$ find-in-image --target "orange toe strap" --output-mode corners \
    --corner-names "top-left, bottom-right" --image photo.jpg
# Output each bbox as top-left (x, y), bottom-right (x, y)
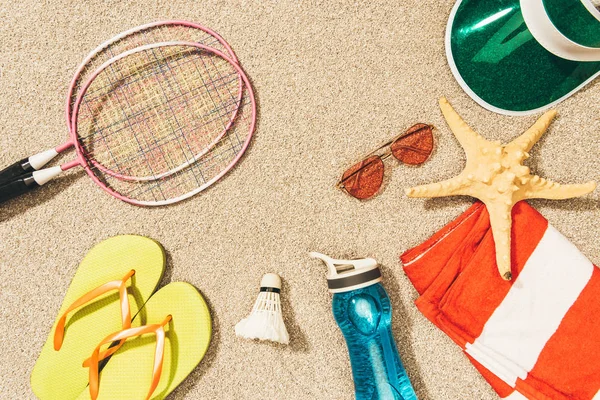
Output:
top-left (86, 315), bottom-right (172, 400)
top-left (53, 270), bottom-right (136, 352)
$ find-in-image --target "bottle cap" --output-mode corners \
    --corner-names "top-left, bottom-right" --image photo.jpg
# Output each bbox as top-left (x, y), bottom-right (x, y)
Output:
top-left (309, 252), bottom-right (382, 293)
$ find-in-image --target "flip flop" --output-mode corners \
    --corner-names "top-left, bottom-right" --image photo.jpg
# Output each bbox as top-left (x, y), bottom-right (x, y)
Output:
top-left (76, 282), bottom-right (212, 400)
top-left (31, 235), bottom-right (166, 400)
top-left (446, 0), bottom-right (600, 115)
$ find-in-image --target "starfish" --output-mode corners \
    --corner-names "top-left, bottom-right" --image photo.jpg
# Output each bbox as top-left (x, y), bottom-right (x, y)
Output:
top-left (406, 98), bottom-right (596, 281)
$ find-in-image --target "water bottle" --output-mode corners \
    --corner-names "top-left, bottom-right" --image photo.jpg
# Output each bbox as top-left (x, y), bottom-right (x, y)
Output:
top-left (310, 252), bottom-right (418, 400)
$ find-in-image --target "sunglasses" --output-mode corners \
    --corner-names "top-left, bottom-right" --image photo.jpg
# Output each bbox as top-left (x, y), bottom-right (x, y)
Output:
top-left (337, 123), bottom-right (434, 199)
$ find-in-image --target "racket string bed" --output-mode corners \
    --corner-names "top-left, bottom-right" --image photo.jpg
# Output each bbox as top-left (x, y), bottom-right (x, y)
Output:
top-left (92, 93), bottom-right (253, 203)
top-left (99, 107), bottom-right (252, 201)
top-left (69, 22), bottom-right (245, 183)
top-left (79, 77), bottom-right (241, 148)
top-left (77, 46), bottom-right (242, 180)
top-left (73, 42), bottom-right (255, 205)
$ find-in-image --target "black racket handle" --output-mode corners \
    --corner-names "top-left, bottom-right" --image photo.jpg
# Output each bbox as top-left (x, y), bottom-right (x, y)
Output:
top-left (0, 158), bottom-right (33, 186)
top-left (0, 173), bottom-right (39, 204)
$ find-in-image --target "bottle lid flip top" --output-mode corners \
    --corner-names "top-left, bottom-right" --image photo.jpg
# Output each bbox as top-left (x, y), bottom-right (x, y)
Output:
top-left (310, 252), bottom-right (382, 293)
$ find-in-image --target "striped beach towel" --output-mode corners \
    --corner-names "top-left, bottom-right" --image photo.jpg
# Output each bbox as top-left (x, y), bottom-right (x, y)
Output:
top-left (401, 201), bottom-right (600, 399)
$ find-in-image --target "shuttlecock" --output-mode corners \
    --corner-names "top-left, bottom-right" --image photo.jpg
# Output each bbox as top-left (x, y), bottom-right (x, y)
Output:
top-left (235, 273), bottom-right (289, 345)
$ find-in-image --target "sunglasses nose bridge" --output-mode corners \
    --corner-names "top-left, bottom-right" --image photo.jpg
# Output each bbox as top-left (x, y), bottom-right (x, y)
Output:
top-left (380, 152), bottom-right (393, 161)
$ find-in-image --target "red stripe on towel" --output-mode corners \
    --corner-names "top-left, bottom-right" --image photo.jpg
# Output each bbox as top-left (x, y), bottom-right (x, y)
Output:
top-left (401, 201), bottom-right (599, 399)
top-left (521, 266), bottom-right (600, 399)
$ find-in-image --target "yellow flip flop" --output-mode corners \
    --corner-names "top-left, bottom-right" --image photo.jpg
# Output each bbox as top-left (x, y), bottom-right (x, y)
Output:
top-left (31, 235), bottom-right (165, 400)
top-left (76, 282), bottom-right (212, 400)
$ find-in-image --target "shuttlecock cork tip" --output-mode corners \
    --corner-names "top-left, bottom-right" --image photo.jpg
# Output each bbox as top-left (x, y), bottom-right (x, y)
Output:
top-left (260, 273), bottom-right (281, 290)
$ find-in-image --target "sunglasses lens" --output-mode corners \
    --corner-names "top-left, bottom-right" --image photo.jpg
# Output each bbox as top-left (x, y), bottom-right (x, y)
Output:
top-left (391, 123), bottom-right (434, 165)
top-left (340, 156), bottom-right (384, 199)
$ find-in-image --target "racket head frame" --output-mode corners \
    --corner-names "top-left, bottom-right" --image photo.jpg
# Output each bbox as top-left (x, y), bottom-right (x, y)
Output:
top-left (70, 41), bottom-right (257, 206)
top-left (55, 20), bottom-right (241, 171)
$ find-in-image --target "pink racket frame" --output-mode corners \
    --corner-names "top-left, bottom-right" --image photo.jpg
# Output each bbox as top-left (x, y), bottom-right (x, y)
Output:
top-left (57, 21), bottom-right (242, 182)
top-left (69, 41), bottom-right (256, 206)
top-left (64, 20), bottom-right (238, 141)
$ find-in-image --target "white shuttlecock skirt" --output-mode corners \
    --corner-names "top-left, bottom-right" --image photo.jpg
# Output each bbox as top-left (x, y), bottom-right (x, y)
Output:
top-left (235, 290), bottom-right (289, 345)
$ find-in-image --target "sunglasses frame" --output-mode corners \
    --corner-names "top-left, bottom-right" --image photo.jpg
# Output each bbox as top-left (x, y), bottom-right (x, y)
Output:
top-left (337, 123), bottom-right (435, 197)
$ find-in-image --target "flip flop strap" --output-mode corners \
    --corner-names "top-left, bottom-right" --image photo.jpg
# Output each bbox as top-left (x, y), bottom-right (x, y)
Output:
top-left (53, 270), bottom-right (135, 351)
top-left (86, 315), bottom-right (172, 400)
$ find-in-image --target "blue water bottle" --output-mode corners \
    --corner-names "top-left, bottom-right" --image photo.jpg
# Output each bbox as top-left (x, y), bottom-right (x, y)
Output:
top-left (310, 252), bottom-right (418, 400)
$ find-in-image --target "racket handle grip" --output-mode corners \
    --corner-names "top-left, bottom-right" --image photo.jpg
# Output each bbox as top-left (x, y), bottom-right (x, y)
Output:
top-left (0, 173), bottom-right (39, 204)
top-left (0, 166), bottom-right (61, 204)
top-left (0, 158), bottom-right (33, 186)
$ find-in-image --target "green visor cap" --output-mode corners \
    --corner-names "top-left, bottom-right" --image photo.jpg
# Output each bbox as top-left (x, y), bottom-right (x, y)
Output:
top-left (447, 0), bottom-right (600, 115)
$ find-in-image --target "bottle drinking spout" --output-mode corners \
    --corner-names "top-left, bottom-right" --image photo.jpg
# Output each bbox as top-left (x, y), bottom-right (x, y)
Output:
top-left (309, 252), bottom-right (378, 276)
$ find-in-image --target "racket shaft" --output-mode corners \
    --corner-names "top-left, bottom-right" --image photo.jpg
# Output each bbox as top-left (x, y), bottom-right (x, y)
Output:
top-left (0, 166), bottom-right (62, 204)
top-left (0, 158), bottom-right (33, 186)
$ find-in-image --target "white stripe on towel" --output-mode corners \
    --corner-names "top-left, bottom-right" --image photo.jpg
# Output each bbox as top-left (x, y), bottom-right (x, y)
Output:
top-left (466, 225), bottom-right (593, 386)
top-left (502, 391), bottom-right (528, 399)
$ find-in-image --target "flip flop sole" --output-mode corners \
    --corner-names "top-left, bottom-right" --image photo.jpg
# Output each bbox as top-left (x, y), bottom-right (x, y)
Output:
top-left (77, 282), bottom-right (212, 400)
top-left (31, 235), bottom-right (166, 400)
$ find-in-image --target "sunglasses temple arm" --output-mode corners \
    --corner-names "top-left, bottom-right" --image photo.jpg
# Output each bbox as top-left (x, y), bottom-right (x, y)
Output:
top-left (370, 140), bottom-right (395, 155)
top-left (338, 157), bottom-right (382, 186)
top-left (357, 130), bottom-right (416, 161)
top-left (369, 123), bottom-right (435, 157)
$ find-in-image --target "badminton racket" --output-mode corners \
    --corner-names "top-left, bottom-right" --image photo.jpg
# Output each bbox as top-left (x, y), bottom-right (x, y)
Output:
top-left (0, 20), bottom-right (241, 185)
top-left (0, 41), bottom-right (256, 206)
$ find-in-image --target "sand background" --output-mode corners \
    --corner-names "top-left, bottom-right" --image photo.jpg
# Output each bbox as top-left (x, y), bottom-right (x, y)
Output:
top-left (1, 0), bottom-right (599, 399)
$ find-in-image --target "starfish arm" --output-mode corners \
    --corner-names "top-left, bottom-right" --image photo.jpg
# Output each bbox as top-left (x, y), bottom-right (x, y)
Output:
top-left (405, 175), bottom-right (470, 198)
top-left (485, 201), bottom-right (514, 280)
top-left (439, 97), bottom-right (484, 157)
top-left (508, 109), bottom-right (557, 152)
top-left (524, 177), bottom-right (596, 200)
